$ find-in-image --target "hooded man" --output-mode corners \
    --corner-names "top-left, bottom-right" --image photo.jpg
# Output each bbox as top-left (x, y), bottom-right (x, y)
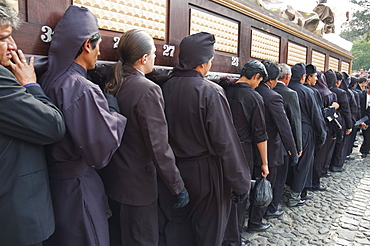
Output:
top-left (325, 70), bottom-right (352, 171)
top-left (160, 32), bottom-right (251, 246)
top-left (340, 72), bottom-right (358, 160)
top-left (40, 6), bottom-right (127, 246)
top-left (286, 63), bottom-right (326, 207)
top-left (0, 1), bottom-right (66, 245)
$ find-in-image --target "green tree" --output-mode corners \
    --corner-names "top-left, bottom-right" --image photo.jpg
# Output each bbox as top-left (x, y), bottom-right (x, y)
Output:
top-left (340, 0), bottom-right (370, 41)
top-left (351, 40), bottom-right (370, 71)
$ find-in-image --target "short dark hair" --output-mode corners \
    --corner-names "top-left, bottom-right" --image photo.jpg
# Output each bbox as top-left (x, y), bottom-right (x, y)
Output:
top-left (75, 32), bottom-right (101, 58)
top-left (359, 77), bottom-right (367, 84)
top-left (240, 60), bottom-right (267, 80)
top-left (261, 60), bottom-right (279, 83)
top-left (335, 71), bottom-right (343, 81)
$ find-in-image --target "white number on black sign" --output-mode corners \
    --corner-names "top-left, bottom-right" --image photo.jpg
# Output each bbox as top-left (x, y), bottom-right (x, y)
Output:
top-left (163, 45), bottom-right (175, 57)
top-left (41, 26), bottom-right (54, 43)
top-left (231, 57), bottom-right (239, 67)
top-left (113, 37), bottom-right (120, 49)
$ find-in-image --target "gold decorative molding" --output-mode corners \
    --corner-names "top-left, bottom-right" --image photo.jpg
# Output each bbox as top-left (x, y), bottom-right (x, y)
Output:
top-left (312, 50), bottom-right (325, 72)
top-left (190, 8), bottom-right (239, 54)
top-left (251, 29), bottom-right (280, 62)
top-left (211, 0), bottom-right (353, 60)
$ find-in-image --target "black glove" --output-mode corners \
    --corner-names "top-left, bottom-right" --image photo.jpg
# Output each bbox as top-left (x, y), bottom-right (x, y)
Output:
top-left (174, 188), bottom-right (190, 209)
top-left (104, 93), bottom-right (120, 113)
top-left (231, 191), bottom-right (249, 203)
top-left (290, 153), bottom-right (299, 166)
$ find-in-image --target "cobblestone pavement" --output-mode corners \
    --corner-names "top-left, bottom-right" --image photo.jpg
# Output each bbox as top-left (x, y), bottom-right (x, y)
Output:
top-left (241, 147), bottom-right (370, 246)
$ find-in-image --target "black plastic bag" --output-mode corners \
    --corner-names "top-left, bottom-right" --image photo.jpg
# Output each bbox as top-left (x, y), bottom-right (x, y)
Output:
top-left (251, 177), bottom-right (273, 207)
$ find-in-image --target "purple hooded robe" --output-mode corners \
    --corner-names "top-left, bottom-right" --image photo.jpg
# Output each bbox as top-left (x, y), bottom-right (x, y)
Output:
top-left (39, 6), bottom-right (126, 246)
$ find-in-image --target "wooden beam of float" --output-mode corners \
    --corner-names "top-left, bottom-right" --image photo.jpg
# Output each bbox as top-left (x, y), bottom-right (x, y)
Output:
top-left (212, 0), bottom-right (353, 60)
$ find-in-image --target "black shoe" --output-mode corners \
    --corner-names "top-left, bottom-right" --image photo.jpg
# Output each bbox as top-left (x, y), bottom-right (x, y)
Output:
top-left (330, 167), bottom-right (345, 172)
top-left (287, 199), bottom-right (306, 207)
top-left (247, 223), bottom-right (271, 232)
top-left (301, 193), bottom-right (313, 200)
top-left (241, 239), bottom-right (252, 246)
top-left (320, 173), bottom-right (332, 178)
top-left (311, 185), bottom-right (327, 191)
top-left (264, 209), bottom-right (284, 219)
top-left (361, 153), bottom-right (367, 158)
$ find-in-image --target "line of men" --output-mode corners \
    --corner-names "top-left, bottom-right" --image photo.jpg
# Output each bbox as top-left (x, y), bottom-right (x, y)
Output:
top-left (1, 2), bottom-right (368, 246)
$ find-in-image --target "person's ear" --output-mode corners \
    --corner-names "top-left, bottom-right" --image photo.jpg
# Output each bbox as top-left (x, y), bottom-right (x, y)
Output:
top-left (83, 39), bottom-right (92, 53)
top-left (140, 54), bottom-right (148, 65)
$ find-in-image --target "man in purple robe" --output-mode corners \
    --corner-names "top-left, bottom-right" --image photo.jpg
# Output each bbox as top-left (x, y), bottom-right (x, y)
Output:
top-left (40, 6), bottom-right (127, 246)
top-left (160, 32), bottom-right (251, 246)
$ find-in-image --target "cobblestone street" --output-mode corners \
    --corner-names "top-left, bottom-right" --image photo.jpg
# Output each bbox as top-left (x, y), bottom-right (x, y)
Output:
top-left (242, 147), bottom-right (370, 245)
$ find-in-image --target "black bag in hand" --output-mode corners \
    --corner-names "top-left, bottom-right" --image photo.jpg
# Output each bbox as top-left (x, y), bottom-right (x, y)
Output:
top-left (251, 177), bottom-right (273, 207)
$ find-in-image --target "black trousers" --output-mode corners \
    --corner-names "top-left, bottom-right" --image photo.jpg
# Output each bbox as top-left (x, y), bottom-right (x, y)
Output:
top-left (108, 198), bottom-right (158, 246)
top-left (330, 132), bottom-right (347, 168)
top-left (360, 127), bottom-right (370, 154)
top-left (289, 128), bottom-right (315, 193)
top-left (267, 157), bottom-right (289, 213)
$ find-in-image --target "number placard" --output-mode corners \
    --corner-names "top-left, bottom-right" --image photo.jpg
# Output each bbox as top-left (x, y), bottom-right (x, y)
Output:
top-left (163, 45), bottom-right (175, 57)
top-left (41, 26), bottom-right (54, 43)
top-left (113, 37), bottom-right (120, 49)
top-left (231, 57), bottom-right (239, 67)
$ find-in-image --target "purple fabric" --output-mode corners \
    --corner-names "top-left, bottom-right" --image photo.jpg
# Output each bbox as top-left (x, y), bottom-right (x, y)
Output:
top-left (40, 5), bottom-right (99, 93)
top-left (315, 70), bottom-right (332, 98)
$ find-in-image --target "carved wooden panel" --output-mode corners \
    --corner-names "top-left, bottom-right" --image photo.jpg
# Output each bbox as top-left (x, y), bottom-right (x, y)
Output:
top-left (251, 29), bottom-right (280, 62)
top-left (287, 42), bottom-right (307, 65)
top-left (190, 8), bottom-right (238, 54)
top-left (341, 61), bottom-right (350, 74)
top-left (73, 0), bottom-right (167, 40)
top-left (312, 50), bottom-right (325, 72)
top-left (328, 56), bottom-right (339, 71)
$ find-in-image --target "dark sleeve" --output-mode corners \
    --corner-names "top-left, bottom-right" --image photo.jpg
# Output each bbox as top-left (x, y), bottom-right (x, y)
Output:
top-left (314, 90), bottom-right (324, 110)
top-left (348, 91), bottom-right (357, 123)
top-left (249, 96), bottom-right (268, 143)
top-left (308, 92), bottom-right (327, 147)
top-left (137, 85), bottom-right (184, 195)
top-left (64, 85), bottom-right (126, 169)
top-left (207, 87), bottom-right (251, 195)
top-left (338, 91), bottom-right (353, 129)
top-left (354, 91), bottom-right (361, 120)
top-left (269, 94), bottom-right (298, 156)
top-left (0, 73), bottom-right (66, 145)
top-left (286, 91), bottom-right (303, 152)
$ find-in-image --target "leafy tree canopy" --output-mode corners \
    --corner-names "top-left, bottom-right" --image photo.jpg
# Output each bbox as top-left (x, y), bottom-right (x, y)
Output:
top-left (351, 40), bottom-right (370, 71)
top-left (340, 0), bottom-right (370, 42)
top-left (339, 0), bottom-right (370, 71)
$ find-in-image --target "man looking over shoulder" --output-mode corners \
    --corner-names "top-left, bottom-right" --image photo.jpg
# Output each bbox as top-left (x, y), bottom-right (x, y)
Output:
top-left (40, 6), bottom-right (127, 246)
top-left (0, 1), bottom-right (66, 245)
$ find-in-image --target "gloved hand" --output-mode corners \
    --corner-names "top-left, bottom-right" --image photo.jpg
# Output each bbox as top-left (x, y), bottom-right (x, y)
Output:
top-left (231, 191), bottom-right (249, 204)
top-left (290, 153), bottom-right (299, 166)
top-left (104, 93), bottom-right (120, 113)
top-left (174, 187), bottom-right (190, 209)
